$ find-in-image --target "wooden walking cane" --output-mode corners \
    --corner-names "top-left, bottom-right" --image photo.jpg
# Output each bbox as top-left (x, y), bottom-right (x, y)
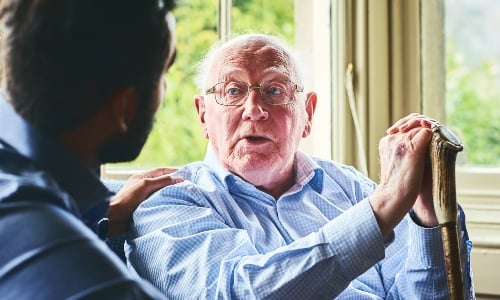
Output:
top-left (429, 122), bottom-right (464, 299)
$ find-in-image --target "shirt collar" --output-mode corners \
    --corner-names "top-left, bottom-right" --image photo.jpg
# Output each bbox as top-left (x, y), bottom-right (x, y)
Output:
top-left (294, 150), bottom-right (324, 192)
top-left (203, 143), bottom-right (324, 193)
top-left (0, 93), bottom-right (112, 226)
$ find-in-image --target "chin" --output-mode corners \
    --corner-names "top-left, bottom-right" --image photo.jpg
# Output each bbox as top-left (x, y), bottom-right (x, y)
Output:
top-left (233, 156), bottom-right (277, 176)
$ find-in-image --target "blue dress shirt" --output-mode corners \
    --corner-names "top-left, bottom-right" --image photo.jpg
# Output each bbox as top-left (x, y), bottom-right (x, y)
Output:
top-left (124, 146), bottom-right (474, 299)
top-left (0, 95), bottom-right (164, 299)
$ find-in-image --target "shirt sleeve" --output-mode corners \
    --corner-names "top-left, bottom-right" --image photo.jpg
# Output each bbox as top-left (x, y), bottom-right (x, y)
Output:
top-left (101, 179), bottom-right (128, 261)
top-left (342, 207), bottom-right (474, 299)
top-left (127, 185), bottom-right (386, 299)
top-left (0, 201), bottom-right (165, 300)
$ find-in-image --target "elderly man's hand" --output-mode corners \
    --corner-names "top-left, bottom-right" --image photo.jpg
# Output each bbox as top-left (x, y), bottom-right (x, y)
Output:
top-left (369, 113), bottom-right (435, 236)
top-left (107, 167), bottom-right (182, 237)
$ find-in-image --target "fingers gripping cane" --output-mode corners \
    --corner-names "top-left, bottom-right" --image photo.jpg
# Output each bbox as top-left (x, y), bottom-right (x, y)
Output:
top-left (429, 123), bottom-right (464, 299)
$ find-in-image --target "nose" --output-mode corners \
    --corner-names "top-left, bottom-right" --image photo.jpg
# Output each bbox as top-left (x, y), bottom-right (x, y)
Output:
top-left (241, 88), bottom-right (269, 121)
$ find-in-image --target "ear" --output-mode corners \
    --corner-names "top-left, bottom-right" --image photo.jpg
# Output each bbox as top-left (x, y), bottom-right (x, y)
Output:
top-left (106, 87), bottom-right (139, 134)
top-left (194, 95), bottom-right (209, 138)
top-left (302, 92), bottom-right (317, 138)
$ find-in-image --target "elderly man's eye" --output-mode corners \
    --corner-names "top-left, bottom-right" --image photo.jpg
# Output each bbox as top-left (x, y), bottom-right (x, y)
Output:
top-left (227, 87), bottom-right (242, 95)
top-left (267, 86), bottom-right (283, 95)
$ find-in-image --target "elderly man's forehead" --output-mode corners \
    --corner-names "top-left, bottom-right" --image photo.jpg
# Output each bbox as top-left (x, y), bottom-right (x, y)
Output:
top-left (222, 38), bottom-right (290, 59)
top-left (215, 65), bottom-right (291, 79)
top-left (211, 41), bottom-right (295, 75)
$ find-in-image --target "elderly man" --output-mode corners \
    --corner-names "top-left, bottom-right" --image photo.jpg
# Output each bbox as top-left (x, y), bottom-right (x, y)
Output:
top-left (0, 0), bottom-right (180, 298)
top-left (124, 33), bottom-right (474, 299)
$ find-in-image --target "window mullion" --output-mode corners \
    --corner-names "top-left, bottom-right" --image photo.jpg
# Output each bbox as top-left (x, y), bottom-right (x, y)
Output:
top-left (219, 0), bottom-right (232, 39)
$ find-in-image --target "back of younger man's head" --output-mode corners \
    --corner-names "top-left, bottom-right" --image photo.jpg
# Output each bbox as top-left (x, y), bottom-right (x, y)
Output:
top-left (0, 0), bottom-right (175, 134)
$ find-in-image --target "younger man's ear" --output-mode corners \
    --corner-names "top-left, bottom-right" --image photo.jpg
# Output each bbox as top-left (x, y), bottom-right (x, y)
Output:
top-left (106, 87), bottom-right (138, 133)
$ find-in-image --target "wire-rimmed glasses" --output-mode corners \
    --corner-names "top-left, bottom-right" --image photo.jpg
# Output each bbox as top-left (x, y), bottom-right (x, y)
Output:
top-left (205, 80), bottom-right (304, 106)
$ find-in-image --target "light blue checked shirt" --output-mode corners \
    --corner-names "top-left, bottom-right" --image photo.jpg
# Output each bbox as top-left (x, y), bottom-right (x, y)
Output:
top-left (124, 146), bottom-right (474, 299)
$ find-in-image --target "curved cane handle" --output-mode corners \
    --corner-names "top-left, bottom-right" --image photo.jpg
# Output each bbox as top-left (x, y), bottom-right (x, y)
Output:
top-left (429, 123), bottom-right (464, 299)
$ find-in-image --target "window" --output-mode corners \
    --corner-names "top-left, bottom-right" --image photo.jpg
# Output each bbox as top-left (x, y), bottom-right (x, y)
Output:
top-left (445, 0), bottom-right (500, 167)
top-left (445, 0), bottom-right (500, 296)
top-left (232, 0), bottom-right (295, 42)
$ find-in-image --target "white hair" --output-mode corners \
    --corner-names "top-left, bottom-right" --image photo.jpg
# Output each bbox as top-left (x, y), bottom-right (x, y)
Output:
top-left (194, 33), bottom-right (306, 93)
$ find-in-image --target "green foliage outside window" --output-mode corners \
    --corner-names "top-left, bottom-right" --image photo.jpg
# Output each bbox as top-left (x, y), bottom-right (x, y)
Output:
top-left (231, 0), bottom-right (295, 40)
top-left (446, 41), bottom-right (500, 166)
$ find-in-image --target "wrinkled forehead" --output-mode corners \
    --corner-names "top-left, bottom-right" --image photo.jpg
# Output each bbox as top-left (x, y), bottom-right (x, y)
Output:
top-left (209, 40), bottom-right (297, 82)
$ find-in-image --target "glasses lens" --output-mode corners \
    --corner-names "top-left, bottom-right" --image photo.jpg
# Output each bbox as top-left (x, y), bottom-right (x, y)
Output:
top-left (216, 81), bottom-right (247, 105)
top-left (261, 81), bottom-right (293, 105)
top-left (214, 80), bottom-right (296, 106)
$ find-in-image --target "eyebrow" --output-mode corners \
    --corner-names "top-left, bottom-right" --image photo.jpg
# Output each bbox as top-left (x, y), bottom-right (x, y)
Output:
top-left (217, 66), bottom-right (292, 81)
top-left (217, 67), bottom-right (245, 78)
top-left (264, 66), bottom-right (291, 77)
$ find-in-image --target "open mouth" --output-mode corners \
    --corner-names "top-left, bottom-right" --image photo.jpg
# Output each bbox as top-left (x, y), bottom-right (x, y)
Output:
top-left (246, 136), bottom-right (267, 142)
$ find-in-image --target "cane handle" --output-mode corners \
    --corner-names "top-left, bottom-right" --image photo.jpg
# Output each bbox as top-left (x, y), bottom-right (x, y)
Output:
top-left (429, 122), bottom-right (465, 299)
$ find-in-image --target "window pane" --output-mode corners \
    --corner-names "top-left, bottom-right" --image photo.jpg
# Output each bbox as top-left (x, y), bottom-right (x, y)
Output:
top-left (232, 0), bottom-right (295, 44)
top-left (445, 0), bottom-right (500, 166)
top-left (108, 0), bottom-right (296, 170)
top-left (112, 0), bottom-right (217, 168)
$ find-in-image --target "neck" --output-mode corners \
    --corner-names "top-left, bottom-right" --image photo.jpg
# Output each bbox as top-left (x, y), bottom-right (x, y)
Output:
top-left (58, 128), bottom-right (101, 170)
top-left (251, 165), bottom-right (296, 200)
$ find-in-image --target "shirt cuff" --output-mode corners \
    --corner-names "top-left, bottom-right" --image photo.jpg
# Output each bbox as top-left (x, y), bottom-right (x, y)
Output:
top-left (406, 213), bottom-right (445, 267)
top-left (323, 199), bottom-right (385, 272)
